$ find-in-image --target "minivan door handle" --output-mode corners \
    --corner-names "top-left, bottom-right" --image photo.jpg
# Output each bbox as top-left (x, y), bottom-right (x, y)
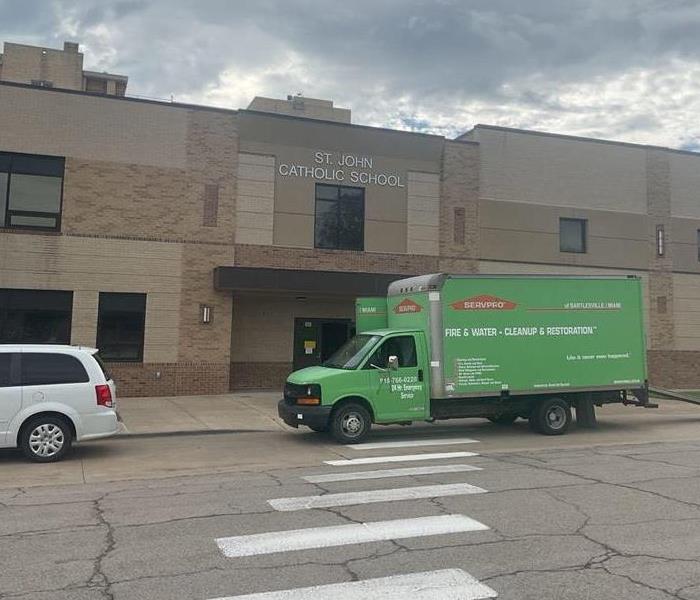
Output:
top-left (417, 369), bottom-right (424, 382)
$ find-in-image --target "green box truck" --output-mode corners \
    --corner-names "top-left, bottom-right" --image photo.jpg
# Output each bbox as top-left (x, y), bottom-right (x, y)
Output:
top-left (278, 273), bottom-right (652, 443)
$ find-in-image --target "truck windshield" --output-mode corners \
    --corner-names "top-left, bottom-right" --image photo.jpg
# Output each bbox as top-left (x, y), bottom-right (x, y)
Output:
top-left (323, 334), bottom-right (381, 370)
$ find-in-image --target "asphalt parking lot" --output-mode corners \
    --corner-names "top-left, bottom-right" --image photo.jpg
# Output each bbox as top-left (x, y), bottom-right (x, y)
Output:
top-left (2, 398), bottom-right (700, 598)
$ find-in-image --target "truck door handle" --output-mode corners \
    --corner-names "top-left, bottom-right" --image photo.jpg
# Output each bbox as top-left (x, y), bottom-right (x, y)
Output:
top-left (417, 369), bottom-right (424, 382)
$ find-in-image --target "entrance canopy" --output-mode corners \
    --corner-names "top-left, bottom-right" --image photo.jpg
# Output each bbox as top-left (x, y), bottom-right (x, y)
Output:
top-left (213, 267), bottom-right (408, 296)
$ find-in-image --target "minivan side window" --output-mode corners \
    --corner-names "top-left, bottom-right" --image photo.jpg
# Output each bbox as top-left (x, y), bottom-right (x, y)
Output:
top-left (365, 336), bottom-right (418, 369)
top-left (21, 353), bottom-right (90, 386)
top-left (0, 353), bottom-right (12, 387)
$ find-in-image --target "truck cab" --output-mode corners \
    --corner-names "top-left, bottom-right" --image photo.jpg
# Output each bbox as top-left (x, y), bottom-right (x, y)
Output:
top-left (278, 328), bottom-right (430, 443)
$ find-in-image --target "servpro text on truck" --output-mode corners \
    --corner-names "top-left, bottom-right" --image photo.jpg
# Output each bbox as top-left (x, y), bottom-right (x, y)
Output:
top-left (278, 273), bottom-right (652, 443)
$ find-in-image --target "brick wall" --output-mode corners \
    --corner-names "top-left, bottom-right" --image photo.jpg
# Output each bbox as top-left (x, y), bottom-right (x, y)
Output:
top-left (230, 362), bottom-right (292, 390)
top-left (109, 362), bottom-right (229, 397)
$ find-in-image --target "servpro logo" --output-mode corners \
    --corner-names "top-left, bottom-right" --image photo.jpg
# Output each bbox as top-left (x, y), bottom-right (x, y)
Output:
top-left (393, 299), bottom-right (423, 314)
top-left (451, 295), bottom-right (517, 311)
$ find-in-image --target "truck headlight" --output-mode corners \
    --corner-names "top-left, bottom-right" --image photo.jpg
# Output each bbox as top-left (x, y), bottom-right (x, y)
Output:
top-left (296, 384), bottom-right (321, 405)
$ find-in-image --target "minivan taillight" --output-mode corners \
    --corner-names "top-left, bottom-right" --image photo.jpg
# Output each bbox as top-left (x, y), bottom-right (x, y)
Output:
top-left (96, 384), bottom-right (113, 408)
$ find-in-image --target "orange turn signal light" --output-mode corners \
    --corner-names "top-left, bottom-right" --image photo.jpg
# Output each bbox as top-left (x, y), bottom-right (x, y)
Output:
top-left (297, 397), bottom-right (321, 406)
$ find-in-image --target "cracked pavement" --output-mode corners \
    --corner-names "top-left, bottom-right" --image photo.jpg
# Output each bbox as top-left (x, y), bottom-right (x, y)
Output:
top-left (4, 417), bottom-right (700, 598)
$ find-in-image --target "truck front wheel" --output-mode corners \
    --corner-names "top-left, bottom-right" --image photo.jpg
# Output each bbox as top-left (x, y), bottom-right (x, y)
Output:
top-left (533, 398), bottom-right (571, 435)
top-left (331, 403), bottom-right (371, 444)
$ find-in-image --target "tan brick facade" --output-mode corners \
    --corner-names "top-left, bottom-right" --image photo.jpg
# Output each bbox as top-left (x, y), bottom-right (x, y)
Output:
top-left (2, 76), bottom-right (700, 395)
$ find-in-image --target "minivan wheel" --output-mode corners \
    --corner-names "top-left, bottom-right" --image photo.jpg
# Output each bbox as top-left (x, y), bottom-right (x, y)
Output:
top-left (20, 416), bottom-right (72, 463)
top-left (331, 403), bottom-right (371, 444)
top-left (534, 398), bottom-right (571, 436)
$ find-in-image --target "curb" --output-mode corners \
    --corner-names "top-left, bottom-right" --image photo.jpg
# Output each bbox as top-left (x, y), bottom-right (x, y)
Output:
top-left (116, 428), bottom-right (271, 439)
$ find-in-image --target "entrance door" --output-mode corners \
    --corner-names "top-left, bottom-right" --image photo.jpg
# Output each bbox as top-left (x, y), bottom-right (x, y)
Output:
top-left (293, 318), bottom-right (352, 371)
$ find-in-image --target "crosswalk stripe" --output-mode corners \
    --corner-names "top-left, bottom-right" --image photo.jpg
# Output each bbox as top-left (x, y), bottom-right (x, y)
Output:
top-left (302, 463), bottom-right (483, 483)
top-left (216, 514), bottom-right (489, 557)
top-left (324, 451), bottom-right (478, 466)
top-left (268, 482), bottom-right (487, 511)
top-left (350, 437), bottom-right (479, 450)
top-left (209, 568), bottom-right (498, 599)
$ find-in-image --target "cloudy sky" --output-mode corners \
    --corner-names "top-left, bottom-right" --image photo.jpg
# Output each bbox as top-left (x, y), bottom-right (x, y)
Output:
top-left (2, 0), bottom-right (700, 149)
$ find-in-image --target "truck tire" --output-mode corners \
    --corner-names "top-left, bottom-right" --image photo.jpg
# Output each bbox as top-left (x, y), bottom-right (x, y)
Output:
top-left (330, 403), bottom-right (371, 444)
top-left (533, 398), bottom-right (571, 435)
top-left (488, 414), bottom-right (518, 425)
top-left (20, 415), bottom-right (73, 462)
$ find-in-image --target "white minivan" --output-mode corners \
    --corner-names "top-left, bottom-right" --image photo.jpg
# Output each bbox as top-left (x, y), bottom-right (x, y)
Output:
top-left (0, 345), bottom-right (119, 462)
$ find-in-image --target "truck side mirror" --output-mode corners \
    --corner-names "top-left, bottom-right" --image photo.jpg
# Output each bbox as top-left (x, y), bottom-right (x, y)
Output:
top-left (388, 355), bottom-right (399, 370)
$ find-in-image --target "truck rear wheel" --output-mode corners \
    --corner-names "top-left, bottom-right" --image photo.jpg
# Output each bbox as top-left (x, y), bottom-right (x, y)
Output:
top-left (533, 398), bottom-right (571, 435)
top-left (331, 403), bottom-right (371, 444)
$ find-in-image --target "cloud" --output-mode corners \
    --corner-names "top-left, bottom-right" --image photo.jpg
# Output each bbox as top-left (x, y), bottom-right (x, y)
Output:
top-left (1, 0), bottom-right (700, 150)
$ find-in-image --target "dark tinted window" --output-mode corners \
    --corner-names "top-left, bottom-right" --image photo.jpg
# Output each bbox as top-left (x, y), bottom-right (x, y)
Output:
top-left (0, 152), bottom-right (64, 231)
top-left (314, 184), bottom-right (364, 251)
top-left (365, 336), bottom-right (417, 369)
top-left (0, 289), bottom-right (73, 344)
top-left (560, 218), bottom-right (587, 253)
top-left (0, 353), bottom-right (12, 387)
top-left (21, 353), bottom-right (89, 386)
top-left (97, 292), bottom-right (147, 362)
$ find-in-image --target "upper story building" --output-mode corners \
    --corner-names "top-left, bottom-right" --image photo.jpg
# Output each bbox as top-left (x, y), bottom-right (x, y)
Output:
top-left (1, 40), bottom-right (699, 396)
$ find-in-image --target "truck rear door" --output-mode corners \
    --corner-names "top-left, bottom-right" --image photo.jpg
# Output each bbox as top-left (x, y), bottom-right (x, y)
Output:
top-left (364, 333), bottom-right (428, 421)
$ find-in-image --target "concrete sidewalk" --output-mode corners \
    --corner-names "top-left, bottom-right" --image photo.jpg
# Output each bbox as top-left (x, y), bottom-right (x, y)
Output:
top-left (117, 391), bottom-right (285, 436)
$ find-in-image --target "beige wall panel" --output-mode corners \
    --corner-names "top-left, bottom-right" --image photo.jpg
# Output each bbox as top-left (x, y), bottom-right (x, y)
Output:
top-left (365, 220), bottom-right (407, 254)
top-left (408, 208), bottom-right (439, 227)
top-left (238, 179), bottom-right (275, 198)
top-left (238, 163), bottom-right (276, 182)
top-left (408, 196), bottom-right (440, 213)
top-left (474, 128), bottom-right (647, 214)
top-left (670, 153), bottom-right (700, 218)
top-left (236, 227), bottom-right (274, 246)
top-left (0, 86), bottom-right (189, 168)
top-left (237, 212), bottom-right (274, 231)
top-left (273, 213), bottom-right (314, 248)
top-left (365, 189), bottom-right (407, 222)
top-left (409, 239), bottom-right (440, 256)
top-left (70, 290), bottom-right (98, 347)
top-left (671, 218), bottom-right (700, 273)
top-left (237, 195), bottom-right (275, 214)
top-left (239, 153), bottom-right (275, 167)
top-left (231, 296), bottom-right (354, 362)
top-left (236, 152), bottom-right (274, 246)
top-left (673, 274), bottom-right (700, 350)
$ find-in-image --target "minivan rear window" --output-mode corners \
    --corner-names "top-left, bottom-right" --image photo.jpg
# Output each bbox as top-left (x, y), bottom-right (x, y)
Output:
top-left (21, 353), bottom-right (90, 386)
top-left (91, 351), bottom-right (111, 381)
top-left (0, 353), bottom-right (11, 387)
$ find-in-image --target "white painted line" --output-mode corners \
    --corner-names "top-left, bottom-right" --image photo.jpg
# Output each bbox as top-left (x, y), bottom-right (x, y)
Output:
top-left (216, 514), bottom-right (489, 558)
top-left (210, 568), bottom-right (498, 599)
top-left (350, 437), bottom-right (479, 451)
top-left (269, 482), bottom-right (487, 512)
top-left (324, 451), bottom-right (478, 466)
top-left (303, 463), bottom-right (483, 483)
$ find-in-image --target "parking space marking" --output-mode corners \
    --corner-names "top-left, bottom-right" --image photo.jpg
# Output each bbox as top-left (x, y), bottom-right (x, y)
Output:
top-left (324, 451), bottom-right (479, 466)
top-left (216, 514), bottom-right (489, 557)
top-left (210, 568), bottom-right (497, 599)
top-left (268, 482), bottom-right (488, 511)
top-left (302, 463), bottom-right (483, 483)
top-left (349, 437), bottom-right (480, 450)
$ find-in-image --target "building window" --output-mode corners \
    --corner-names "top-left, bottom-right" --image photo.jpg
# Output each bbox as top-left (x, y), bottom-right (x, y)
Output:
top-left (560, 218), bottom-right (587, 253)
top-left (0, 289), bottom-right (73, 343)
top-left (97, 293), bottom-right (147, 362)
top-left (314, 184), bottom-right (365, 251)
top-left (0, 152), bottom-right (64, 231)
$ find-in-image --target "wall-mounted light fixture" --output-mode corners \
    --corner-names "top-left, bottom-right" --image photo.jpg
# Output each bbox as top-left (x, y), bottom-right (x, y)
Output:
top-left (200, 304), bottom-right (212, 324)
top-left (656, 225), bottom-right (665, 257)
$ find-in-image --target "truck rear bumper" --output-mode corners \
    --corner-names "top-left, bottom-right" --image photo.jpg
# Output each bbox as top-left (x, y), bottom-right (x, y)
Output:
top-left (278, 400), bottom-right (332, 429)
